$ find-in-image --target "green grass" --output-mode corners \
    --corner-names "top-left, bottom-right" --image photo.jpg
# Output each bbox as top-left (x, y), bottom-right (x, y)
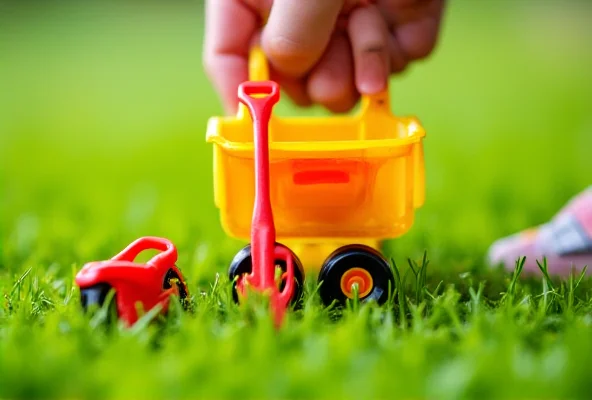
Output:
top-left (1, 0), bottom-right (592, 398)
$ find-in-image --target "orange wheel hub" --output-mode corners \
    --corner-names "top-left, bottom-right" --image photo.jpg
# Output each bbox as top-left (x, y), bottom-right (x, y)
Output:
top-left (340, 267), bottom-right (373, 299)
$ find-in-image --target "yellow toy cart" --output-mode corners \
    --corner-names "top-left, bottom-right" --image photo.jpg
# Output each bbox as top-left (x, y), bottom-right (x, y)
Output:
top-left (206, 47), bottom-right (426, 311)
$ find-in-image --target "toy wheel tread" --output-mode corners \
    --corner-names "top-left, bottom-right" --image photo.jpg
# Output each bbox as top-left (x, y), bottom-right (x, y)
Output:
top-left (317, 244), bottom-right (394, 307)
top-left (163, 268), bottom-right (189, 306)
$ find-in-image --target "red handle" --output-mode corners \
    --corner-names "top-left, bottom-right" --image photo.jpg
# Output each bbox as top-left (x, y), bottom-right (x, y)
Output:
top-left (111, 236), bottom-right (177, 268)
top-left (239, 80), bottom-right (280, 293)
top-left (237, 80), bottom-right (295, 327)
top-left (238, 81), bottom-right (280, 119)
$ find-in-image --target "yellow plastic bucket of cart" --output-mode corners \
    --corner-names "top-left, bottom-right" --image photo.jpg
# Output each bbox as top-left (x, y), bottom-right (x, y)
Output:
top-left (206, 47), bottom-right (426, 268)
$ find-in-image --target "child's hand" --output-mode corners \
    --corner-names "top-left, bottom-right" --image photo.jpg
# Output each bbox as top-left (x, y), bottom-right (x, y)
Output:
top-left (203, 0), bottom-right (445, 114)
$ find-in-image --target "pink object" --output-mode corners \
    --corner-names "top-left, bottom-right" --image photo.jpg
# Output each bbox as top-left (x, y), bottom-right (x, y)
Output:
top-left (487, 186), bottom-right (592, 276)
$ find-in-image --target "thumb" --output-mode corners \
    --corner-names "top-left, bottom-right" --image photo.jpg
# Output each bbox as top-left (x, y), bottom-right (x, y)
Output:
top-left (261, 0), bottom-right (345, 78)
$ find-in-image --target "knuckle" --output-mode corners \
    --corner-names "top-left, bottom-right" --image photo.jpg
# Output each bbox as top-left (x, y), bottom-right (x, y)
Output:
top-left (264, 35), bottom-right (309, 61)
top-left (309, 80), bottom-right (353, 106)
top-left (363, 43), bottom-right (387, 55)
top-left (323, 90), bottom-right (359, 113)
top-left (262, 34), bottom-right (317, 76)
top-left (318, 89), bottom-right (348, 105)
top-left (403, 38), bottom-right (435, 60)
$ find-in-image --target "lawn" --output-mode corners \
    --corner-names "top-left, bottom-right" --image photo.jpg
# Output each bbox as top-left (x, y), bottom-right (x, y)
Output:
top-left (1, 0), bottom-right (592, 398)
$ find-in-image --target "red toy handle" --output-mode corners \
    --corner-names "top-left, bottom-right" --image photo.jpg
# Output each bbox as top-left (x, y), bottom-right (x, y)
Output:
top-left (111, 236), bottom-right (177, 268)
top-left (238, 81), bottom-right (280, 115)
top-left (237, 80), bottom-right (295, 327)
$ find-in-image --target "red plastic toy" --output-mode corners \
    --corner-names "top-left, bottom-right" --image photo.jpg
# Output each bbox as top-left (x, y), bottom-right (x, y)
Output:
top-left (75, 236), bottom-right (190, 327)
top-left (232, 81), bottom-right (296, 328)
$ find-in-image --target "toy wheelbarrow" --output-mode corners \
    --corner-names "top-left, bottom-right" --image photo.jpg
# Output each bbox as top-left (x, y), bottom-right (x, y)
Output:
top-left (75, 236), bottom-right (190, 327)
top-left (206, 47), bottom-right (426, 322)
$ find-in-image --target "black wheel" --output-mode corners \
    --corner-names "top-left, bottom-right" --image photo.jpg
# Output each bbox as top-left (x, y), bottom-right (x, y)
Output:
top-left (228, 243), bottom-right (305, 306)
top-left (80, 282), bottom-right (113, 311)
top-left (163, 268), bottom-right (190, 310)
top-left (317, 244), bottom-right (394, 307)
top-left (80, 282), bottom-right (118, 325)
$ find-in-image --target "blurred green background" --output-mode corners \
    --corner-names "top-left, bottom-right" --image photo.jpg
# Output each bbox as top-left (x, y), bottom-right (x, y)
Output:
top-left (1, 0), bottom-right (591, 282)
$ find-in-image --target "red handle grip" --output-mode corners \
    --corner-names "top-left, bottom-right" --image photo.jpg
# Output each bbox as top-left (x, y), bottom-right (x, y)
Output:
top-left (111, 236), bottom-right (177, 268)
top-left (238, 81), bottom-right (280, 119)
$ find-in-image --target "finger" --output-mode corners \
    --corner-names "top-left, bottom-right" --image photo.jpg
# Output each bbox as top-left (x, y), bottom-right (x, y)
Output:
top-left (306, 33), bottom-right (359, 113)
top-left (388, 34), bottom-right (409, 73)
top-left (348, 5), bottom-right (391, 94)
top-left (378, 0), bottom-right (445, 61)
top-left (377, 0), bottom-right (440, 25)
top-left (203, 0), bottom-right (259, 115)
top-left (261, 0), bottom-right (345, 77)
top-left (395, 12), bottom-right (442, 60)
